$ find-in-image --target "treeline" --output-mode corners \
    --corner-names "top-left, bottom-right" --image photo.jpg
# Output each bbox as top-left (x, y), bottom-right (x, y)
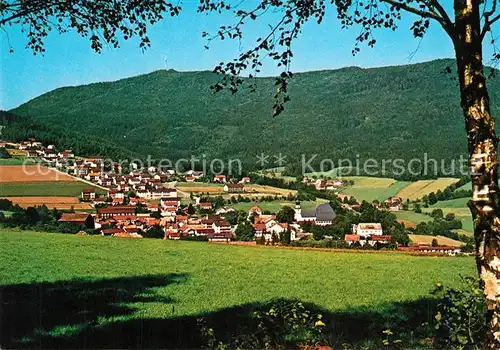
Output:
top-left (421, 176), bottom-right (472, 205)
top-left (0, 199), bottom-right (90, 234)
top-left (1, 111), bottom-right (138, 160)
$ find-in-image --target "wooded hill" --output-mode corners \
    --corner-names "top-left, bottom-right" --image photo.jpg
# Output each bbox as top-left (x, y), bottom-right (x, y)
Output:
top-left (7, 59), bottom-right (500, 176)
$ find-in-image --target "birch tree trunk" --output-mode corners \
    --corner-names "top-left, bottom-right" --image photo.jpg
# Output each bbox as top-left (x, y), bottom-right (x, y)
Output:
top-left (454, 1), bottom-right (500, 348)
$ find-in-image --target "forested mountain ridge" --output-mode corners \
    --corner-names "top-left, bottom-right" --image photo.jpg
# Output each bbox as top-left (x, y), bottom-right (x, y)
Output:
top-left (8, 59), bottom-right (500, 173)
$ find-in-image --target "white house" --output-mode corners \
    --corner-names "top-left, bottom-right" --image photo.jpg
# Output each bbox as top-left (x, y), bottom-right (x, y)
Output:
top-left (352, 223), bottom-right (383, 238)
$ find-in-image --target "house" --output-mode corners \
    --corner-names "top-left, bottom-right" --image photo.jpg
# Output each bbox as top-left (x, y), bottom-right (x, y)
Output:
top-left (185, 176), bottom-right (196, 183)
top-left (58, 213), bottom-right (95, 228)
top-left (213, 220), bottom-right (231, 234)
top-left (370, 235), bottom-right (393, 246)
top-left (240, 177), bottom-right (251, 184)
top-left (108, 190), bottom-right (125, 200)
top-left (207, 231), bottom-right (233, 242)
top-left (129, 197), bottom-right (147, 206)
top-left (248, 205), bottom-right (263, 218)
top-left (383, 196), bottom-right (402, 211)
top-left (162, 188), bottom-right (178, 198)
top-left (213, 174), bottom-right (227, 183)
top-left (224, 183), bottom-right (245, 193)
top-left (160, 197), bottom-right (181, 210)
top-left (352, 223), bottom-right (383, 238)
top-left (344, 234), bottom-right (361, 246)
top-left (199, 202), bottom-right (212, 210)
top-left (81, 188), bottom-right (96, 201)
top-left (97, 206), bottom-right (136, 219)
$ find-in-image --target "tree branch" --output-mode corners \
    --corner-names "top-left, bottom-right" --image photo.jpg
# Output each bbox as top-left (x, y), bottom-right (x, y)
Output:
top-left (380, 0), bottom-right (443, 22)
top-left (380, 0), bottom-right (455, 38)
top-left (482, 5), bottom-right (500, 40)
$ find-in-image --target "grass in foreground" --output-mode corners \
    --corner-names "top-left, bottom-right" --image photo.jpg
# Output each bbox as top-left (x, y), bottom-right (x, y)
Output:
top-left (0, 230), bottom-right (475, 348)
top-left (0, 181), bottom-right (104, 197)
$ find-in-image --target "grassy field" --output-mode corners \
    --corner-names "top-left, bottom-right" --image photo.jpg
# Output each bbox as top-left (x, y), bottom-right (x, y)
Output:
top-left (231, 200), bottom-right (326, 213)
top-left (0, 181), bottom-right (104, 197)
top-left (0, 230), bottom-right (475, 348)
top-left (396, 178), bottom-right (459, 200)
top-left (338, 177), bottom-right (410, 202)
top-left (394, 211), bottom-right (433, 225)
top-left (341, 181), bottom-right (410, 202)
top-left (408, 234), bottom-right (464, 247)
top-left (424, 198), bottom-right (473, 234)
top-left (455, 182), bottom-right (471, 192)
top-left (175, 182), bottom-right (296, 197)
top-left (0, 157), bottom-right (36, 165)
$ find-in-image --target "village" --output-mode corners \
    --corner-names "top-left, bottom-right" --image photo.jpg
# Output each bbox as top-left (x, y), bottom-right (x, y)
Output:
top-left (1, 138), bottom-right (465, 255)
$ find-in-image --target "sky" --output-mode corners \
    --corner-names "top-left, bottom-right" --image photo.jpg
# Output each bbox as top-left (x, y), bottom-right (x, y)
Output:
top-left (0, 1), bottom-right (474, 110)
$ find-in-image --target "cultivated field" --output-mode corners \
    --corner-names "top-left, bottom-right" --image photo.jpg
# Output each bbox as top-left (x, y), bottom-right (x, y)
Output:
top-left (339, 177), bottom-right (409, 202)
top-left (175, 182), bottom-right (225, 193)
top-left (396, 178), bottom-right (459, 200)
top-left (394, 211), bottom-right (433, 226)
top-left (231, 199), bottom-right (326, 213)
top-left (245, 184), bottom-right (296, 196)
top-left (0, 231), bottom-right (474, 348)
top-left (6, 197), bottom-right (93, 210)
top-left (408, 234), bottom-right (464, 247)
top-left (0, 165), bottom-right (75, 182)
top-left (174, 182), bottom-right (296, 197)
top-left (0, 182), bottom-right (104, 197)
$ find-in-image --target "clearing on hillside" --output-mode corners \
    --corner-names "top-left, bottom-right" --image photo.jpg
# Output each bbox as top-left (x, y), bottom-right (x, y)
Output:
top-left (396, 178), bottom-right (459, 200)
top-left (0, 165), bottom-right (75, 182)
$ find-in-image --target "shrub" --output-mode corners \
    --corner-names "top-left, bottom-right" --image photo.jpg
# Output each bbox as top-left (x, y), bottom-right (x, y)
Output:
top-left (433, 277), bottom-right (486, 349)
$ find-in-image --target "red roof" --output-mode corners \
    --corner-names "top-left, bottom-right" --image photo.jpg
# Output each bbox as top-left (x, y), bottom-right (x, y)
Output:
top-left (58, 213), bottom-right (92, 223)
top-left (98, 206), bottom-right (136, 214)
top-left (101, 228), bottom-right (124, 235)
top-left (225, 183), bottom-right (244, 189)
top-left (344, 234), bottom-right (360, 241)
top-left (371, 235), bottom-right (393, 241)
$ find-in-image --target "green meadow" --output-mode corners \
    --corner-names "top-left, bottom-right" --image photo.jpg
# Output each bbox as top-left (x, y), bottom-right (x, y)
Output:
top-left (426, 198), bottom-right (474, 234)
top-left (230, 200), bottom-right (325, 212)
top-left (0, 230), bottom-right (475, 348)
top-left (339, 177), bottom-right (410, 202)
top-left (0, 182), bottom-right (105, 197)
top-left (0, 157), bottom-right (36, 165)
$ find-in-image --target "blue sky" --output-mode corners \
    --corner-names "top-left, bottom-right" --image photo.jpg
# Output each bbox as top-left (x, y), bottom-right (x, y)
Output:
top-left (0, 2), bottom-right (471, 110)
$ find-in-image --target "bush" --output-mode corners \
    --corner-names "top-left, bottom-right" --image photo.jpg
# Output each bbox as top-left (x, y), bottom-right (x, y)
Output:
top-left (433, 277), bottom-right (486, 348)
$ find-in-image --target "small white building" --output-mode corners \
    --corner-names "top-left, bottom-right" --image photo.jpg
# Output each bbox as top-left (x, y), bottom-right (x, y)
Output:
top-left (352, 223), bottom-right (383, 238)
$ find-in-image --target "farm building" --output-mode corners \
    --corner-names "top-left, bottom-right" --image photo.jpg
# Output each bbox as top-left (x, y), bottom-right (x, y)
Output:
top-left (97, 206), bottom-right (136, 219)
top-left (58, 213), bottom-right (95, 228)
